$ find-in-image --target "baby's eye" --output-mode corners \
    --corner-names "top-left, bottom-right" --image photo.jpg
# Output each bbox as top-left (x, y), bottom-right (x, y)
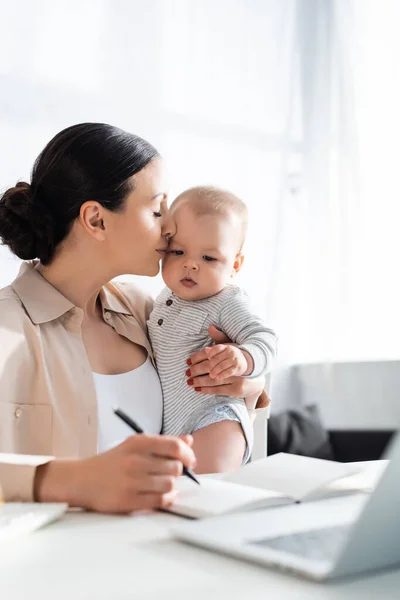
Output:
top-left (169, 249), bottom-right (184, 256)
top-left (203, 255), bottom-right (216, 262)
top-left (153, 211), bottom-right (162, 218)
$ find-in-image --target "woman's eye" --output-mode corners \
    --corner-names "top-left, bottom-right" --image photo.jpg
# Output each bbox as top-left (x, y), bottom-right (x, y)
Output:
top-left (153, 211), bottom-right (162, 218)
top-left (203, 255), bottom-right (216, 262)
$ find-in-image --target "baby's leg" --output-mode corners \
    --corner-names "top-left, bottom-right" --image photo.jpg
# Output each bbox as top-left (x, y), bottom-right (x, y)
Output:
top-left (192, 420), bottom-right (246, 473)
top-left (190, 404), bottom-right (253, 474)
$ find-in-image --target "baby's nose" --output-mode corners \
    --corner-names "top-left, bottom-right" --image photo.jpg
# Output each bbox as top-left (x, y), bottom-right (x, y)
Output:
top-left (183, 258), bottom-right (199, 271)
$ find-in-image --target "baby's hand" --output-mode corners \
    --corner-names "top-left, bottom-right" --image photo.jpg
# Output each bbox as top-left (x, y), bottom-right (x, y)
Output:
top-left (205, 344), bottom-right (254, 380)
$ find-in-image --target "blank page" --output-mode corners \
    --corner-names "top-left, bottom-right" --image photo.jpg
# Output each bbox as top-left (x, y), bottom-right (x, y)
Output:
top-left (222, 453), bottom-right (359, 501)
top-left (170, 477), bottom-right (289, 519)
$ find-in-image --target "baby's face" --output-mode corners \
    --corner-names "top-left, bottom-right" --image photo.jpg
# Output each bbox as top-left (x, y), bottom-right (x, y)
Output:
top-left (162, 203), bottom-right (242, 301)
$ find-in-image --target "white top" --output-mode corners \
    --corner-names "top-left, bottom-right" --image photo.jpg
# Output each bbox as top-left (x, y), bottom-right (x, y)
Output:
top-left (93, 356), bottom-right (163, 452)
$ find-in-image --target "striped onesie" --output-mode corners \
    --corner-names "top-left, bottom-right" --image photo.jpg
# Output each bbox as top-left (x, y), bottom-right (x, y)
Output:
top-left (147, 285), bottom-right (277, 463)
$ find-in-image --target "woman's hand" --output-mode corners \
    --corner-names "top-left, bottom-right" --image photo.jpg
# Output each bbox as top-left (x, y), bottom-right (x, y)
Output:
top-left (34, 434), bottom-right (195, 514)
top-left (186, 326), bottom-right (266, 408)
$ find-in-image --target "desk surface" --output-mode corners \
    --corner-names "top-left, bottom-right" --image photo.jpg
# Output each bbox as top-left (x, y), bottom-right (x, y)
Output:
top-left (1, 508), bottom-right (400, 600)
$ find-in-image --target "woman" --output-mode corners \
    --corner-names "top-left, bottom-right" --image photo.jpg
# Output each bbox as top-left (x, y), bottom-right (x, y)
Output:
top-left (0, 123), bottom-right (267, 513)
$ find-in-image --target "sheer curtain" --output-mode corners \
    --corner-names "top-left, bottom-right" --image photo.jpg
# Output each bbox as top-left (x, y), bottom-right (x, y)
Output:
top-left (273, 0), bottom-right (361, 366)
top-left (272, 0), bottom-right (400, 421)
top-left (0, 1), bottom-right (397, 413)
top-left (0, 0), bottom-right (300, 314)
top-left (351, 0), bottom-right (400, 360)
top-left (292, 0), bottom-right (400, 364)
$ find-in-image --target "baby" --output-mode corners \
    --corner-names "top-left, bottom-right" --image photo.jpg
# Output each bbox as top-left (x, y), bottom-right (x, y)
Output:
top-left (147, 186), bottom-right (277, 473)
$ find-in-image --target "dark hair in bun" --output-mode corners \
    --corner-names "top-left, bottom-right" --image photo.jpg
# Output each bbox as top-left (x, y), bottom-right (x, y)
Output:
top-left (0, 123), bottom-right (159, 264)
top-left (0, 181), bottom-right (55, 264)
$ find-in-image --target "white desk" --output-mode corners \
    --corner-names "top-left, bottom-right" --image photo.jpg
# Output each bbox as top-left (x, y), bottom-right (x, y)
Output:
top-left (1, 508), bottom-right (400, 600)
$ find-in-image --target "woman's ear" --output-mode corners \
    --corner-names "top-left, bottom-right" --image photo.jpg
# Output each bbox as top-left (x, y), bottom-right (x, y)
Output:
top-left (232, 253), bottom-right (244, 277)
top-left (79, 201), bottom-right (107, 241)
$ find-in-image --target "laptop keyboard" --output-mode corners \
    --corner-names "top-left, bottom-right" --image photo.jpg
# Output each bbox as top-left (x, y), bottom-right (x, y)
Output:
top-left (253, 524), bottom-right (350, 562)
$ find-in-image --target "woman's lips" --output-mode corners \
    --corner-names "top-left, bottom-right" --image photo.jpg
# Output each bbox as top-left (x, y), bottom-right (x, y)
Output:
top-left (180, 278), bottom-right (197, 288)
top-left (156, 249), bottom-right (167, 256)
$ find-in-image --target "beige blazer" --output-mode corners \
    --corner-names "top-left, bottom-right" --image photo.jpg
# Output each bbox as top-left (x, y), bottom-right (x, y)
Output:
top-left (0, 262), bottom-right (268, 502)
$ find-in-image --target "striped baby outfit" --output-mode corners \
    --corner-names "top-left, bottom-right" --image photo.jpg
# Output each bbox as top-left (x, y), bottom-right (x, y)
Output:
top-left (147, 285), bottom-right (277, 462)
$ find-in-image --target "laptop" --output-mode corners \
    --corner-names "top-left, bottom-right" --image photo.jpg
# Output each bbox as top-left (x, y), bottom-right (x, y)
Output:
top-left (174, 432), bottom-right (400, 581)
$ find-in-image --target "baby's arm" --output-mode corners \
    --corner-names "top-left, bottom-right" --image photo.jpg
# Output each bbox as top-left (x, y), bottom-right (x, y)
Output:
top-left (209, 288), bottom-right (277, 379)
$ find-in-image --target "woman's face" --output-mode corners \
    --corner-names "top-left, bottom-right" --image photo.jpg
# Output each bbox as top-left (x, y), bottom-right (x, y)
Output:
top-left (105, 158), bottom-right (174, 277)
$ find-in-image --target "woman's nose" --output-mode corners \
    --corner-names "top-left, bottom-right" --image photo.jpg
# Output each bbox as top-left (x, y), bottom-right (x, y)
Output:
top-left (162, 211), bottom-right (176, 240)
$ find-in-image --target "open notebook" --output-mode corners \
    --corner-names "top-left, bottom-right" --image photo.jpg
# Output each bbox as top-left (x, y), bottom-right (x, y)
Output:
top-left (167, 453), bottom-right (388, 519)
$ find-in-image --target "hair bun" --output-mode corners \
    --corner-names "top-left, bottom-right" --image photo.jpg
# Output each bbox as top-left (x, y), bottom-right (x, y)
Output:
top-left (14, 181), bottom-right (32, 192)
top-left (0, 181), bottom-right (54, 262)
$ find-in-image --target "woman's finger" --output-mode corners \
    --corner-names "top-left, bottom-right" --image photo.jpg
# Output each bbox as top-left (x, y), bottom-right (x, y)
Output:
top-left (160, 490), bottom-right (179, 508)
top-left (189, 374), bottom-right (218, 388)
top-left (190, 374), bottom-right (236, 387)
top-left (207, 325), bottom-right (231, 344)
top-left (147, 457), bottom-right (183, 477)
top-left (135, 491), bottom-right (178, 510)
top-left (186, 359), bottom-right (211, 378)
top-left (149, 436), bottom-right (196, 468)
top-left (187, 349), bottom-right (209, 366)
top-left (122, 453), bottom-right (183, 478)
top-left (195, 379), bottom-right (250, 398)
top-left (195, 384), bottom-right (231, 396)
top-left (123, 434), bottom-right (195, 467)
top-left (134, 475), bottom-right (176, 494)
top-left (179, 434), bottom-right (194, 447)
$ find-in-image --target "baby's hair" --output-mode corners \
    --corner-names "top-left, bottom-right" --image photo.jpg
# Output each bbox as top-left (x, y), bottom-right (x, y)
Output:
top-left (172, 186), bottom-right (248, 250)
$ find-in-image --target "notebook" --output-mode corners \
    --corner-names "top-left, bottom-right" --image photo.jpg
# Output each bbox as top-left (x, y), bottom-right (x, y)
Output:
top-left (167, 454), bottom-right (386, 519)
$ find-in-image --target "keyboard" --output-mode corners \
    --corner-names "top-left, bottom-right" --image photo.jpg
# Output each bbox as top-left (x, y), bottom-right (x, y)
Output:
top-left (253, 524), bottom-right (350, 562)
top-left (0, 503), bottom-right (68, 543)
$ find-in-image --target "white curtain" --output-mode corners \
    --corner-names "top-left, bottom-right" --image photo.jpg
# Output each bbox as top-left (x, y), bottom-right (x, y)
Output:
top-left (272, 0), bottom-right (400, 418)
top-left (288, 0), bottom-right (400, 364)
top-left (272, 0), bottom-right (361, 366)
top-left (0, 1), bottom-right (398, 414)
top-left (0, 0), bottom-right (298, 308)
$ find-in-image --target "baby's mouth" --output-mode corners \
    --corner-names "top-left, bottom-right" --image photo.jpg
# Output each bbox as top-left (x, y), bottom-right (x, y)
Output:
top-left (180, 277), bottom-right (197, 288)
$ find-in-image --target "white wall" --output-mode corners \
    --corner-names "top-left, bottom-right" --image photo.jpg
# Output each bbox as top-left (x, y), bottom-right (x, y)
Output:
top-left (0, 0), bottom-right (298, 305)
top-left (2, 0), bottom-right (398, 385)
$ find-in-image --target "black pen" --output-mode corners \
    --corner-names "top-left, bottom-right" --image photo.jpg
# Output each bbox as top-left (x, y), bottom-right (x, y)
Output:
top-left (113, 407), bottom-right (200, 485)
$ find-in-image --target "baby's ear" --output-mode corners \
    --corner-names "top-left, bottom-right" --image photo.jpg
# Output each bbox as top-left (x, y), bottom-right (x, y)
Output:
top-left (232, 253), bottom-right (244, 276)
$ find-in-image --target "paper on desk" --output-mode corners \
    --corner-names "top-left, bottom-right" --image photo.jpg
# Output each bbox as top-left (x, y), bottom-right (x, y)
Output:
top-left (325, 460), bottom-right (388, 494)
top-left (171, 478), bottom-right (289, 519)
top-left (221, 453), bottom-right (360, 501)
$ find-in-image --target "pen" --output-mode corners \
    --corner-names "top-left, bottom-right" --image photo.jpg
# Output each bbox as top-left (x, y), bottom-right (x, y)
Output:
top-left (113, 407), bottom-right (200, 485)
